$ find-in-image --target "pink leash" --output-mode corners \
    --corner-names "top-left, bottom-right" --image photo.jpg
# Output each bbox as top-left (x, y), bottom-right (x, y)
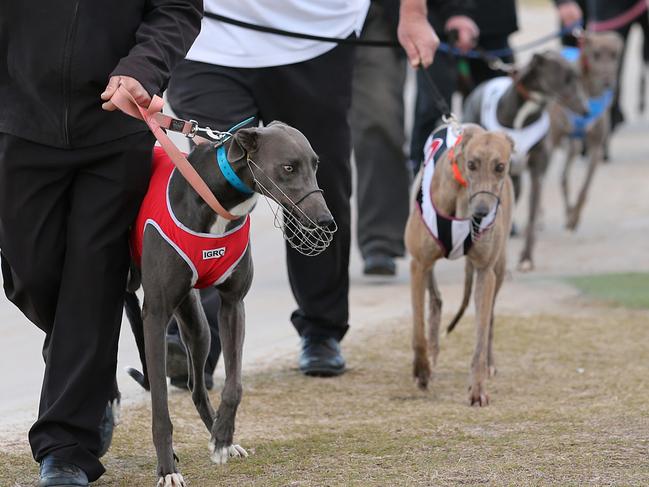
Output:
top-left (111, 86), bottom-right (238, 221)
top-left (588, 0), bottom-right (648, 32)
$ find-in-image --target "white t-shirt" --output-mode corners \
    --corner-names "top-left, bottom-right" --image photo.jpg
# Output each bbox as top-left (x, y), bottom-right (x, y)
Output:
top-left (186, 0), bottom-right (370, 68)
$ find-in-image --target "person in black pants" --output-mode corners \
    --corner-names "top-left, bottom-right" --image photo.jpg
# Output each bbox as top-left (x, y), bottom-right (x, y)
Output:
top-left (167, 48), bottom-right (357, 377)
top-left (0, 2), bottom-right (201, 486)
top-left (410, 0), bottom-right (519, 172)
top-left (166, 0), bottom-right (439, 379)
top-left (351, 0), bottom-right (475, 276)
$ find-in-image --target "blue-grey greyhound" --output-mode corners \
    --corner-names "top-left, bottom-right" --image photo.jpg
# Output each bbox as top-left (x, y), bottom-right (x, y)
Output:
top-left (125, 121), bottom-right (334, 487)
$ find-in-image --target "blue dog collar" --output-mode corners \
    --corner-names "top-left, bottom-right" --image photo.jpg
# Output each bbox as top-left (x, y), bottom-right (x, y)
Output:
top-left (568, 89), bottom-right (614, 139)
top-left (216, 145), bottom-right (254, 195)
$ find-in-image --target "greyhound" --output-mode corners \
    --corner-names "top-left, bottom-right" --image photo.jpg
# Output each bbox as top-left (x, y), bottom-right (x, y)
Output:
top-left (548, 32), bottom-right (624, 231)
top-left (126, 121), bottom-right (334, 487)
top-left (405, 123), bottom-right (514, 406)
top-left (463, 51), bottom-right (589, 271)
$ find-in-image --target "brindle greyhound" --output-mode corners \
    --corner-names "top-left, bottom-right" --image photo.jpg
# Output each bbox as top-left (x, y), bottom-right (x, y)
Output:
top-left (406, 123), bottom-right (514, 407)
top-left (548, 31), bottom-right (624, 231)
top-left (126, 121), bottom-right (334, 487)
top-left (463, 51), bottom-right (589, 271)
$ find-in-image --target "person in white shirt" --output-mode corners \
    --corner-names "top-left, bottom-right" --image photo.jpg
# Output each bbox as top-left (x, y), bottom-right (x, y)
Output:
top-left (166, 0), bottom-right (439, 378)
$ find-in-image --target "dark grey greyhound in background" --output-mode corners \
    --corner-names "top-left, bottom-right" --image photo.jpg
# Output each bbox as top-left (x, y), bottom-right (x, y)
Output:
top-left (463, 51), bottom-right (589, 271)
top-left (125, 121), bottom-right (334, 487)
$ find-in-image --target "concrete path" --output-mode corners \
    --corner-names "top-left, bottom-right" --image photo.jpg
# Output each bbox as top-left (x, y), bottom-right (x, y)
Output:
top-left (2, 4), bottom-right (648, 442)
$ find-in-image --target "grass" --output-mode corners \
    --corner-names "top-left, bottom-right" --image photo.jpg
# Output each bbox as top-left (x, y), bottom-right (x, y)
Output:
top-left (566, 272), bottom-right (649, 309)
top-left (2, 304), bottom-right (649, 486)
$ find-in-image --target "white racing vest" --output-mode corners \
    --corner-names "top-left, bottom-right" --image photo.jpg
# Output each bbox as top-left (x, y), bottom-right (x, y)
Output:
top-left (416, 126), bottom-right (498, 260)
top-left (480, 77), bottom-right (550, 167)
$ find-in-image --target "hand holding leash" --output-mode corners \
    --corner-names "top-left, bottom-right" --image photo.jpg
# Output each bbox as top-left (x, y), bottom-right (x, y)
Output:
top-left (397, 0), bottom-right (439, 67)
top-left (445, 16), bottom-right (479, 54)
top-left (101, 76), bottom-right (151, 112)
top-left (557, 1), bottom-right (583, 28)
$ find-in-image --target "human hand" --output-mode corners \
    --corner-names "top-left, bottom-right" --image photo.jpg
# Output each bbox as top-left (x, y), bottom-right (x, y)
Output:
top-left (445, 15), bottom-right (479, 53)
top-left (397, 0), bottom-right (440, 68)
top-left (101, 76), bottom-right (151, 111)
top-left (557, 1), bottom-right (583, 28)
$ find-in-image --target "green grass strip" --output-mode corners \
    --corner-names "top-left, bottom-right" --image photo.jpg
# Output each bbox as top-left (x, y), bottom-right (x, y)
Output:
top-left (566, 272), bottom-right (649, 309)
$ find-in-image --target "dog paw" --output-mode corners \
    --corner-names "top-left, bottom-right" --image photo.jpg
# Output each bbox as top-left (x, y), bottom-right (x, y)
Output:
top-left (208, 441), bottom-right (248, 464)
top-left (565, 212), bottom-right (580, 232)
top-left (157, 473), bottom-right (185, 487)
top-left (488, 365), bottom-right (497, 378)
top-left (517, 259), bottom-right (534, 273)
top-left (413, 359), bottom-right (431, 390)
top-left (469, 386), bottom-right (490, 407)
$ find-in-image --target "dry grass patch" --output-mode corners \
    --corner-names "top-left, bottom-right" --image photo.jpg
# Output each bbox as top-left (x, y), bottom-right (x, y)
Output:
top-left (2, 307), bottom-right (649, 486)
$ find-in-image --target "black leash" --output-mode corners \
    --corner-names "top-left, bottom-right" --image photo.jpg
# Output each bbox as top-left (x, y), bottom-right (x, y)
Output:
top-left (419, 64), bottom-right (453, 120)
top-left (202, 11), bottom-right (399, 47)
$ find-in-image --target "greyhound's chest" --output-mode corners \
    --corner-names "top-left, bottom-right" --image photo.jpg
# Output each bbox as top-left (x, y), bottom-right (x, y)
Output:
top-left (480, 77), bottom-right (550, 167)
top-left (416, 126), bottom-right (497, 260)
top-left (131, 147), bottom-right (250, 289)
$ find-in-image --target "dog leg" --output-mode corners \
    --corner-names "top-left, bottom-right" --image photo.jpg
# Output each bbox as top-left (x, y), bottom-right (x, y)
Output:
top-left (209, 254), bottom-right (252, 465)
top-left (518, 146), bottom-right (548, 272)
top-left (566, 132), bottom-right (604, 231)
top-left (488, 253), bottom-right (507, 378)
top-left (470, 266), bottom-right (496, 407)
top-left (411, 258), bottom-right (431, 390)
top-left (426, 269), bottom-right (442, 367)
top-left (174, 290), bottom-right (216, 430)
top-left (142, 295), bottom-right (185, 485)
top-left (560, 140), bottom-right (579, 223)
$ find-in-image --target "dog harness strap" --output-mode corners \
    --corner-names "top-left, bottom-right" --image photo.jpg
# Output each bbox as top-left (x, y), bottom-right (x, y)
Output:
top-left (480, 77), bottom-right (550, 167)
top-left (416, 126), bottom-right (497, 260)
top-left (216, 146), bottom-right (254, 195)
top-left (448, 135), bottom-right (468, 188)
top-left (110, 86), bottom-right (238, 221)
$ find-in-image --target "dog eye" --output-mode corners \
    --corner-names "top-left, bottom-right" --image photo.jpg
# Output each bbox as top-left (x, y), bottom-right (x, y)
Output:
top-left (593, 52), bottom-right (601, 61)
top-left (283, 165), bottom-right (294, 173)
top-left (467, 160), bottom-right (477, 171)
top-left (495, 163), bottom-right (505, 173)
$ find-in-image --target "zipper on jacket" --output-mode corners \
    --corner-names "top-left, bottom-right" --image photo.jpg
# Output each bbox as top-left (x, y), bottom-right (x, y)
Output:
top-left (61, 1), bottom-right (81, 147)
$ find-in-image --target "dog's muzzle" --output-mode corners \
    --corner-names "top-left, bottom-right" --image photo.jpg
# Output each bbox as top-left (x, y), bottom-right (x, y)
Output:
top-left (246, 159), bottom-right (337, 257)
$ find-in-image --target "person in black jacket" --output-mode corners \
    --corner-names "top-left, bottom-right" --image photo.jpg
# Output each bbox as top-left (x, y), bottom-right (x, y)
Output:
top-left (352, 0), bottom-right (476, 276)
top-left (0, 2), bottom-right (201, 485)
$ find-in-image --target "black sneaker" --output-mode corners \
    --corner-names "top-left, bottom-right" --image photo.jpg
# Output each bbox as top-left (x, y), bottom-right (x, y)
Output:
top-left (39, 455), bottom-right (88, 487)
top-left (299, 336), bottom-right (346, 377)
top-left (166, 333), bottom-right (214, 390)
top-left (97, 396), bottom-right (119, 458)
top-left (363, 254), bottom-right (396, 276)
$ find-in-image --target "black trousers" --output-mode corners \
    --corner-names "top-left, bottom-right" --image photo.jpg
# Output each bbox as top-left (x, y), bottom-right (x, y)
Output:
top-left (351, 2), bottom-right (409, 260)
top-left (167, 44), bottom-right (355, 342)
top-left (0, 131), bottom-right (153, 481)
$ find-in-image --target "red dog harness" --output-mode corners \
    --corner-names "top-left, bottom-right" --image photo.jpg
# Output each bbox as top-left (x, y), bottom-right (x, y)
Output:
top-left (131, 147), bottom-right (251, 289)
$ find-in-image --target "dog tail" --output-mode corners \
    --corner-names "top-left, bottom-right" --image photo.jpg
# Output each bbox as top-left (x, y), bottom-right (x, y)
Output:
top-left (447, 260), bottom-right (474, 334)
top-left (124, 290), bottom-right (150, 391)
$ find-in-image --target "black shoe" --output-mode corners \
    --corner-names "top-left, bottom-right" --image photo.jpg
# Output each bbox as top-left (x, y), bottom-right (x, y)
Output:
top-left (363, 254), bottom-right (396, 276)
top-left (299, 336), bottom-right (346, 377)
top-left (169, 373), bottom-right (214, 391)
top-left (166, 332), bottom-right (214, 390)
top-left (39, 455), bottom-right (88, 487)
top-left (97, 397), bottom-right (119, 458)
top-left (166, 333), bottom-right (188, 379)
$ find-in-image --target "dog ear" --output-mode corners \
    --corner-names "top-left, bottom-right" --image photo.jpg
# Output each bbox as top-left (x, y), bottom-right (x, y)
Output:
top-left (227, 128), bottom-right (259, 162)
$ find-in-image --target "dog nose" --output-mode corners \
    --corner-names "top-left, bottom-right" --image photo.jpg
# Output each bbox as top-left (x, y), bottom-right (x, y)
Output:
top-left (473, 205), bottom-right (490, 219)
top-left (316, 214), bottom-right (334, 227)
